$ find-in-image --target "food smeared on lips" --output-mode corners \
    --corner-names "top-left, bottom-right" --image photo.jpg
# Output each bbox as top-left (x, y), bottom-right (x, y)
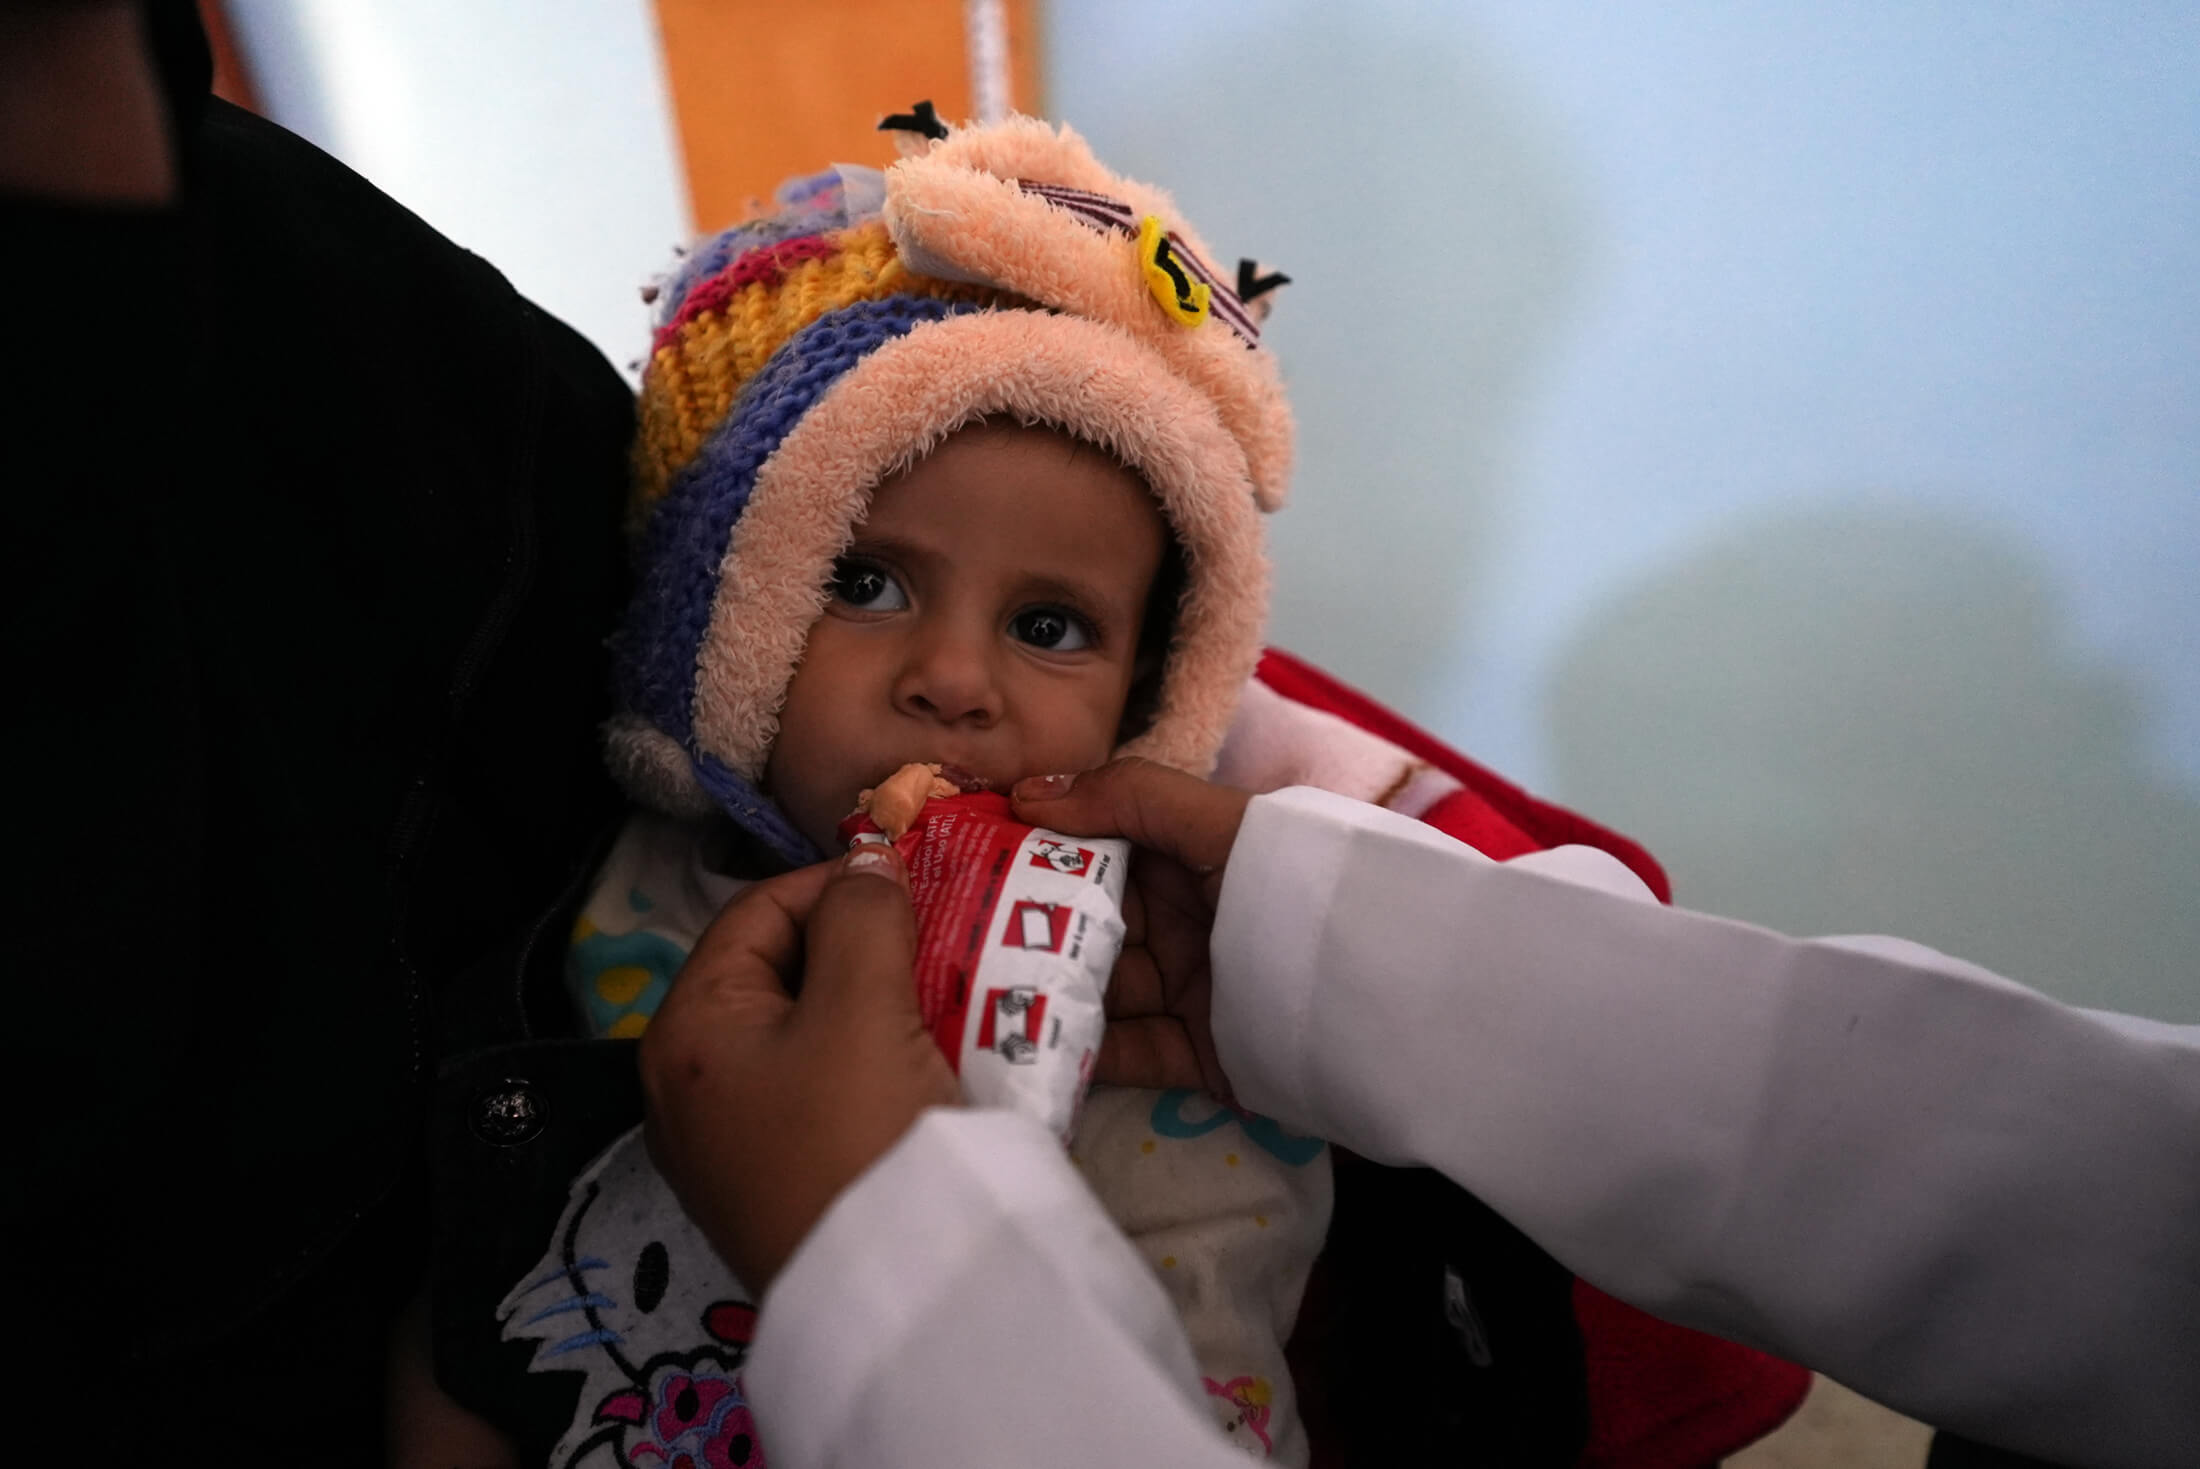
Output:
top-left (855, 762), bottom-right (959, 841)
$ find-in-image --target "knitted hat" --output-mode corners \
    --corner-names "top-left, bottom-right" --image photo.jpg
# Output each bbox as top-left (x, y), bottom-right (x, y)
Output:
top-left (610, 108), bottom-right (1294, 862)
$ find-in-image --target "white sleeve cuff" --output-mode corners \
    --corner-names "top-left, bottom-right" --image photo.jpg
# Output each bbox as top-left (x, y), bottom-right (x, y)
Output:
top-left (747, 1107), bottom-right (1218, 1468)
top-left (1210, 789), bottom-right (1343, 1130)
top-left (1211, 786), bottom-right (1503, 1141)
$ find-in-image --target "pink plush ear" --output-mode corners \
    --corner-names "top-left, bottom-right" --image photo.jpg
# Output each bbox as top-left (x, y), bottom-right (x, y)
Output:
top-left (883, 118), bottom-right (1295, 512)
top-left (594, 1389), bottom-right (649, 1425)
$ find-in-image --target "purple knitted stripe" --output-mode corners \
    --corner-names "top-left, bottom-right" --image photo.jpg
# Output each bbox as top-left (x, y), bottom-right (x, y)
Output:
top-left (695, 755), bottom-right (821, 867)
top-left (614, 294), bottom-right (982, 745)
top-left (612, 294), bottom-right (988, 856)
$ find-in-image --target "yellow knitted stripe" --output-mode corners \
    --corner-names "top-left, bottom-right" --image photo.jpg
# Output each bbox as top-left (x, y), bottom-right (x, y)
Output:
top-left (632, 222), bottom-right (1004, 519)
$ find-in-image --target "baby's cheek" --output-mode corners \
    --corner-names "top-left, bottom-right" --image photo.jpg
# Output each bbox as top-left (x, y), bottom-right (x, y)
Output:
top-left (764, 739), bottom-right (834, 843)
top-left (1051, 693), bottom-right (1135, 769)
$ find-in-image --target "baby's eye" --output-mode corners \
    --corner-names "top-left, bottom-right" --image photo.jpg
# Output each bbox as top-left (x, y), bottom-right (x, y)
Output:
top-left (1011, 607), bottom-right (1094, 652)
top-left (829, 558), bottom-right (908, 612)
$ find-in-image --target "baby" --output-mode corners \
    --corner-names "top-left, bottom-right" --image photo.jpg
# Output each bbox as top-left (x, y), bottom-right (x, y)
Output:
top-left (406, 106), bottom-right (1813, 1469)
top-left (489, 113), bottom-right (1327, 1468)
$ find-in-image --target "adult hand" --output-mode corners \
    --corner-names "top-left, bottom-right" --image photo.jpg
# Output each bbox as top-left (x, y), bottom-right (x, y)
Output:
top-left (1012, 759), bottom-right (1253, 1097)
top-left (639, 844), bottom-right (957, 1295)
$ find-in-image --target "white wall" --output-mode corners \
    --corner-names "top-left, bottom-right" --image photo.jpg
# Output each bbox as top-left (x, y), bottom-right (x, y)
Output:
top-left (1049, 1), bottom-right (2200, 1019)
top-left (227, 0), bottom-right (689, 374)
top-left (218, 1), bottom-right (2198, 1020)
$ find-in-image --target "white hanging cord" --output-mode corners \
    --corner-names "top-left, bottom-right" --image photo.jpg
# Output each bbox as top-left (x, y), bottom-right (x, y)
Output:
top-left (965, 0), bottom-right (1012, 122)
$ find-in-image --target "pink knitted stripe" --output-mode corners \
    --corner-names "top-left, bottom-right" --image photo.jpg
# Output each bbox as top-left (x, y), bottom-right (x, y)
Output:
top-left (651, 235), bottom-right (843, 354)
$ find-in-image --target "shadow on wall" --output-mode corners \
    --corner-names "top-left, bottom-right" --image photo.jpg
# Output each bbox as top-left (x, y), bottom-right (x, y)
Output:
top-left (1545, 503), bottom-right (2200, 1022)
top-left (1059, 4), bottom-right (1587, 709)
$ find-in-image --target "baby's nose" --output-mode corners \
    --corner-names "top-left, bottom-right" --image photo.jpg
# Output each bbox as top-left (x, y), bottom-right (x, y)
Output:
top-left (895, 625), bottom-right (1003, 727)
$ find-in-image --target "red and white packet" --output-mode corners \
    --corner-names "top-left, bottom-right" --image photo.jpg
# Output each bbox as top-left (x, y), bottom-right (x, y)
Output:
top-left (839, 791), bottom-right (1128, 1140)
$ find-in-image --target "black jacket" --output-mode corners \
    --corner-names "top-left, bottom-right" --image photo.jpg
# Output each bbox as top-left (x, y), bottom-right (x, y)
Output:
top-left (5, 9), bottom-right (632, 1459)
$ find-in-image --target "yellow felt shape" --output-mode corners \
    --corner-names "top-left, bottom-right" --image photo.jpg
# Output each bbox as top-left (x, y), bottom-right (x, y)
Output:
top-left (1139, 214), bottom-right (1211, 327)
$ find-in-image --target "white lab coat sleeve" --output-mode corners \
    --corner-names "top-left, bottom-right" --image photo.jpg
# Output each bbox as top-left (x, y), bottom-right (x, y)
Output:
top-left (1210, 784), bottom-right (2200, 1469)
top-left (745, 1107), bottom-right (1246, 1469)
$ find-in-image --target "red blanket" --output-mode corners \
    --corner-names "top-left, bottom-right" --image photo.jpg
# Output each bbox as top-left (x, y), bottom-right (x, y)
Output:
top-left (1257, 648), bottom-right (1808, 1468)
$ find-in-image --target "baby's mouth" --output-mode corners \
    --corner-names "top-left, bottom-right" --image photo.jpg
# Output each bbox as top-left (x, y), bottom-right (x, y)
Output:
top-left (933, 762), bottom-right (991, 793)
top-left (855, 760), bottom-right (994, 805)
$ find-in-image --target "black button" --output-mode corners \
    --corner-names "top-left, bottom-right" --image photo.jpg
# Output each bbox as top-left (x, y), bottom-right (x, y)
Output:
top-left (471, 1080), bottom-right (547, 1146)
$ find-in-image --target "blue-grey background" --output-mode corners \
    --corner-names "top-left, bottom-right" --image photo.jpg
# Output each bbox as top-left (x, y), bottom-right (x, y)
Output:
top-left (1050, 1), bottom-right (2199, 1021)
top-left (231, 1), bottom-right (2199, 1020)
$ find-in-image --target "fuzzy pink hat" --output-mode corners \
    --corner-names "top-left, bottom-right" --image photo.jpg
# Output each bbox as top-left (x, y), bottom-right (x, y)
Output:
top-left (612, 108), bottom-right (1294, 861)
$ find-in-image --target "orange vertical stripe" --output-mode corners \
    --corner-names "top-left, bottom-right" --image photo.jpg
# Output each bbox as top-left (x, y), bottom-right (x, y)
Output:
top-left (651, 0), bottom-right (1044, 234)
top-left (196, 0), bottom-right (260, 113)
top-left (1004, 0), bottom-right (1045, 122)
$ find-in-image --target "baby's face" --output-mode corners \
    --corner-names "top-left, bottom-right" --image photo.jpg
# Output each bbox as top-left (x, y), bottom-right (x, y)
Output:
top-left (767, 422), bottom-right (1168, 855)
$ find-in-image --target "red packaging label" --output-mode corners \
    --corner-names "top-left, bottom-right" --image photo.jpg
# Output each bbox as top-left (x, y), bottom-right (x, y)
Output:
top-left (839, 791), bottom-right (1127, 1137)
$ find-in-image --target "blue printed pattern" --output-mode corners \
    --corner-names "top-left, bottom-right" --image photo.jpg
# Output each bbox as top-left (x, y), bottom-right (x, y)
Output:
top-left (569, 924), bottom-right (689, 1038)
top-left (509, 1255), bottom-right (624, 1359)
top-left (1149, 1088), bottom-right (1328, 1167)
